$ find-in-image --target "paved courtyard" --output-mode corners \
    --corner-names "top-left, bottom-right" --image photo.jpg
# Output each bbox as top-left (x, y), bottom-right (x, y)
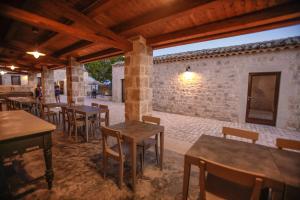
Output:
top-left (77, 96), bottom-right (300, 154)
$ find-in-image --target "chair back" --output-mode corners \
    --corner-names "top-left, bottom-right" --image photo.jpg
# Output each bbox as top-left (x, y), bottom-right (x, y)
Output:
top-left (199, 160), bottom-right (264, 200)
top-left (142, 115), bottom-right (160, 125)
top-left (66, 108), bottom-right (76, 123)
top-left (276, 138), bottom-right (300, 151)
top-left (101, 126), bottom-right (123, 158)
top-left (222, 127), bottom-right (259, 144)
top-left (68, 101), bottom-right (75, 106)
top-left (99, 104), bottom-right (108, 110)
top-left (91, 103), bottom-right (98, 107)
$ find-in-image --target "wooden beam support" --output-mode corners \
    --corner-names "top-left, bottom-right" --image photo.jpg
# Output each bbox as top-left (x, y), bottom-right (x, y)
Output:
top-left (111, 0), bottom-right (215, 33)
top-left (0, 67), bottom-right (29, 74)
top-left (0, 40), bottom-right (67, 65)
top-left (0, 3), bottom-right (125, 49)
top-left (148, 2), bottom-right (300, 46)
top-left (78, 48), bottom-right (123, 63)
top-left (52, 40), bottom-right (94, 58)
top-left (0, 62), bottom-right (40, 72)
top-left (48, 0), bottom-right (131, 50)
top-left (152, 18), bottom-right (300, 50)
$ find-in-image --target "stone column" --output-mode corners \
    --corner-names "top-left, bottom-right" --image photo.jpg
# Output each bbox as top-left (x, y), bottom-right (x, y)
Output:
top-left (66, 57), bottom-right (85, 105)
top-left (28, 72), bottom-right (37, 95)
top-left (41, 66), bottom-right (55, 103)
top-left (124, 35), bottom-right (153, 121)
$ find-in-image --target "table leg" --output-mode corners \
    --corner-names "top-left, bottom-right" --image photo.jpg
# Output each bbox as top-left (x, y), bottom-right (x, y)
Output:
top-left (131, 139), bottom-right (137, 192)
top-left (0, 157), bottom-right (10, 199)
top-left (160, 131), bottom-right (164, 170)
top-left (43, 134), bottom-right (54, 189)
top-left (106, 110), bottom-right (109, 126)
top-left (182, 156), bottom-right (191, 200)
top-left (85, 114), bottom-right (89, 142)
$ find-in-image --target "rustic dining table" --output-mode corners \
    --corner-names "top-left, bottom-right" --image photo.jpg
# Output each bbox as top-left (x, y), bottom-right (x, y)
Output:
top-left (7, 97), bottom-right (37, 110)
top-left (182, 135), bottom-right (300, 200)
top-left (62, 105), bottom-right (108, 142)
top-left (109, 120), bottom-right (165, 192)
top-left (0, 110), bottom-right (56, 198)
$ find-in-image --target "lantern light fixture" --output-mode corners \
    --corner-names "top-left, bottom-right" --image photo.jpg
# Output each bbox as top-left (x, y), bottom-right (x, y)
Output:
top-left (26, 50), bottom-right (46, 59)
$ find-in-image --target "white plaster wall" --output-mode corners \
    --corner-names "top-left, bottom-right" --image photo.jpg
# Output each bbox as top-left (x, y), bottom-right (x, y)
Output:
top-left (112, 65), bottom-right (124, 102)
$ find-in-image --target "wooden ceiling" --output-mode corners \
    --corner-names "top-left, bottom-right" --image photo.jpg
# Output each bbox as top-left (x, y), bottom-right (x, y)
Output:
top-left (0, 0), bottom-right (300, 73)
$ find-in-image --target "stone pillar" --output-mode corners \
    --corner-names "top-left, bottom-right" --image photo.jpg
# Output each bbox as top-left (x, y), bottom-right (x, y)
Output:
top-left (66, 57), bottom-right (85, 105)
top-left (28, 72), bottom-right (37, 95)
top-left (124, 35), bottom-right (153, 121)
top-left (41, 66), bottom-right (55, 103)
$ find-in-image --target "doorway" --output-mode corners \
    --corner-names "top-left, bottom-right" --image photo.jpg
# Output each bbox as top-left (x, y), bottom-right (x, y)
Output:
top-left (121, 79), bottom-right (125, 103)
top-left (246, 72), bottom-right (281, 126)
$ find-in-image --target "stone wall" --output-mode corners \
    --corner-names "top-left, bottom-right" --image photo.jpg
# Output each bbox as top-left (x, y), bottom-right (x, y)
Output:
top-left (41, 66), bottom-right (55, 103)
top-left (112, 48), bottom-right (300, 131)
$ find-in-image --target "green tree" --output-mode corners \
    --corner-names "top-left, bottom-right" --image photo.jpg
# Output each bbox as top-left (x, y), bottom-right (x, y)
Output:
top-left (84, 56), bottom-right (124, 83)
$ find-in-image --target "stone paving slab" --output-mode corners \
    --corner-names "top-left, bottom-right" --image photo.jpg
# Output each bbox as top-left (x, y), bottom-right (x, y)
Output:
top-left (62, 96), bottom-right (300, 154)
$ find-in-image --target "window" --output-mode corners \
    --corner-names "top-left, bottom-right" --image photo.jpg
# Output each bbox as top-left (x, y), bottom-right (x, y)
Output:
top-left (11, 75), bottom-right (21, 85)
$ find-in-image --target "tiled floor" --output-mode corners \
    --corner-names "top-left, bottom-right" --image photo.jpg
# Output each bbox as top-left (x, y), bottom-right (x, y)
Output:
top-left (80, 96), bottom-right (300, 154)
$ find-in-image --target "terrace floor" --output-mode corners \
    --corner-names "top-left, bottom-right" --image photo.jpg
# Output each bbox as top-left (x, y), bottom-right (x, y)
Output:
top-left (6, 96), bottom-right (300, 199)
top-left (82, 96), bottom-right (300, 154)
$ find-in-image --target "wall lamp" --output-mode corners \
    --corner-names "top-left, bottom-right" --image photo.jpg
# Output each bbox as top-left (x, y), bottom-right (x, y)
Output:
top-left (186, 66), bottom-right (191, 72)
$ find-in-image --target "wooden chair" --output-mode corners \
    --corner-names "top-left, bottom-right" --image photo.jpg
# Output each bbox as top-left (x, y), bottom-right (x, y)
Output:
top-left (91, 102), bottom-right (98, 107)
top-left (199, 160), bottom-right (264, 200)
top-left (66, 108), bottom-right (85, 142)
top-left (222, 127), bottom-right (259, 144)
top-left (61, 106), bottom-right (69, 132)
top-left (99, 104), bottom-right (109, 126)
top-left (276, 138), bottom-right (300, 151)
top-left (40, 103), bottom-right (58, 124)
top-left (138, 115), bottom-right (160, 172)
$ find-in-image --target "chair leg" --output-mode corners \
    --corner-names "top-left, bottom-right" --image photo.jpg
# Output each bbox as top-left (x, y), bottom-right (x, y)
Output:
top-left (75, 126), bottom-right (78, 142)
top-left (140, 152), bottom-right (144, 175)
top-left (103, 154), bottom-right (107, 179)
top-left (155, 135), bottom-right (159, 165)
top-left (119, 159), bottom-right (124, 189)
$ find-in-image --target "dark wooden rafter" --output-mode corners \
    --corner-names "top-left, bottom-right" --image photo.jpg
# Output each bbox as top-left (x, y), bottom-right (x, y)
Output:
top-left (148, 2), bottom-right (300, 47)
top-left (39, 0), bottom-right (130, 58)
top-left (111, 0), bottom-right (215, 33)
top-left (0, 60), bottom-right (41, 72)
top-left (78, 48), bottom-right (122, 63)
top-left (0, 3), bottom-right (127, 50)
top-left (0, 66), bottom-right (30, 74)
top-left (152, 17), bottom-right (300, 49)
top-left (0, 40), bottom-right (67, 65)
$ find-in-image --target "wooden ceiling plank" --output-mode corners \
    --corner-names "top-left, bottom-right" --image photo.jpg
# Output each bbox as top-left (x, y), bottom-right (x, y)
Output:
top-left (111, 0), bottom-right (216, 33)
top-left (0, 60), bottom-right (41, 72)
top-left (0, 3), bottom-right (124, 49)
top-left (152, 17), bottom-right (300, 49)
top-left (49, 0), bottom-right (131, 50)
top-left (148, 2), bottom-right (300, 46)
top-left (77, 48), bottom-right (122, 63)
top-left (52, 40), bottom-right (94, 57)
top-left (0, 40), bottom-right (67, 65)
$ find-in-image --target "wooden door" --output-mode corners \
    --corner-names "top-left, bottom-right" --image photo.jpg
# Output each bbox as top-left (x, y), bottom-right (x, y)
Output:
top-left (121, 79), bottom-right (125, 103)
top-left (246, 72), bottom-right (281, 126)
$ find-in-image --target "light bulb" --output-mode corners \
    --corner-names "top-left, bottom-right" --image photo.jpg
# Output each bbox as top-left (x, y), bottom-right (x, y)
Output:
top-left (10, 65), bottom-right (15, 70)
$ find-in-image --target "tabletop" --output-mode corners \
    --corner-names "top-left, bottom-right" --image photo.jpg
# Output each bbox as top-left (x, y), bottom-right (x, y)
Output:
top-left (45, 102), bottom-right (68, 108)
top-left (186, 135), bottom-right (283, 186)
top-left (7, 97), bottom-right (37, 104)
top-left (70, 105), bottom-right (101, 115)
top-left (109, 121), bottom-right (164, 143)
top-left (269, 148), bottom-right (300, 188)
top-left (0, 110), bottom-right (56, 142)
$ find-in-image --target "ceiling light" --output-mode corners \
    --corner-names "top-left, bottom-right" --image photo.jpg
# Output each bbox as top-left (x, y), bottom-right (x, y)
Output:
top-left (10, 65), bottom-right (16, 70)
top-left (26, 51), bottom-right (46, 59)
top-left (0, 71), bottom-right (7, 75)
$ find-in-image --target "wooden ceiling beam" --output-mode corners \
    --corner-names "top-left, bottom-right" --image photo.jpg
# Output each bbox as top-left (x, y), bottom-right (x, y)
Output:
top-left (78, 48), bottom-right (122, 63)
top-left (0, 61), bottom-right (41, 72)
top-left (148, 2), bottom-right (300, 46)
top-left (48, 0), bottom-right (131, 50)
top-left (0, 3), bottom-right (124, 49)
top-left (111, 0), bottom-right (215, 33)
top-left (0, 40), bottom-right (67, 65)
top-left (0, 66), bottom-right (30, 74)
top-left (152, 18), bottom-right (300, 49)
top-left (52, 40), bottom-right (94, 58)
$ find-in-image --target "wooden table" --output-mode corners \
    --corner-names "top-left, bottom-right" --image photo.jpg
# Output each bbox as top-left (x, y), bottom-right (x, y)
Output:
top-left (69, 105), bottom-right (102, 142)
top-left (182, 135), bottom-right (290, 200)
top-left (269, 148), bottom-right (300, 199)
top-left (109, 121), bottom-right (164, 192)
top-left (44, 102), bottom-right (68, 108)
top-left (0, 110), bottom-right (56, 198)
top-left (7, 97), bottom-right (37, 109)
